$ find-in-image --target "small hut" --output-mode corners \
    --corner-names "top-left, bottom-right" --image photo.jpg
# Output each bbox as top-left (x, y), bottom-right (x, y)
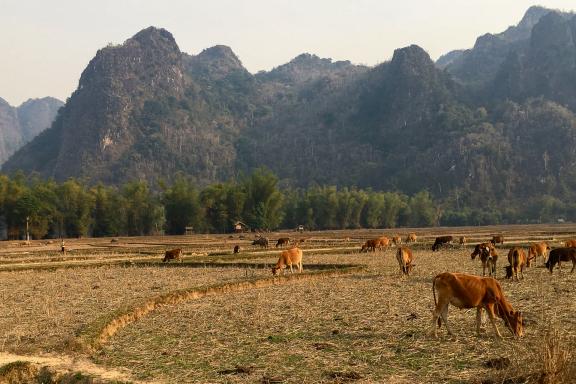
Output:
top-left (233, 221), bottom-right (249, 233)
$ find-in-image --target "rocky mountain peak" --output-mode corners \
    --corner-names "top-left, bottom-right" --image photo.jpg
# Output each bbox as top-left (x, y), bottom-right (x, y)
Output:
top-left (184, 45), bottom-right (248, 82)
top-left (78, 26), bottom-right (183, 92)
top-left (389, 45), bottom-right (435, 75)
top-left (128, 26), bottom-right (179, 53)
top-left (530, 11), bottom-right (574, 50)
top-left (519, 6), bottom-right (552, 29)
top-left (197, 45), bottom-right (240, 61)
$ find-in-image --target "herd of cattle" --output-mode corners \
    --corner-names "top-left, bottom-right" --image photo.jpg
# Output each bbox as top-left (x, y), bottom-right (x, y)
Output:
top-left (160, 232), bottom-right (576, 339)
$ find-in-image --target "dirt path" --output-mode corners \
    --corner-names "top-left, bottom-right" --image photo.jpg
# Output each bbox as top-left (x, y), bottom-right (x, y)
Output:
top-left (0, 351), bottom-right (153, 383)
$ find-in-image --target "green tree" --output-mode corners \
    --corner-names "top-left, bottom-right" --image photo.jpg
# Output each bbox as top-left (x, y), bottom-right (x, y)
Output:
top-left (241, 168), bottom-right (283, 230)
top-left (57, 179), bottom-right (94, 237)
top-left (405, 191), bottom-right (437, 227)
top-left (121, 181), bottom-right (165, 236)
top-left (163, 176), bottom-right (203, 235)
top-left (91, 184), bottom-right (124, 237)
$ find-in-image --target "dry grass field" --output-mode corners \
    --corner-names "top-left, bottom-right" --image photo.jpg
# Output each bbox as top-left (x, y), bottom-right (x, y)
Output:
top-left (1, 224), bottom-right (576, 383)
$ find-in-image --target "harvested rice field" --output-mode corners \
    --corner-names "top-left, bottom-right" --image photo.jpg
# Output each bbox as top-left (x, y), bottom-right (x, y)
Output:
top-left (1, 224), bottom-right (576, 383)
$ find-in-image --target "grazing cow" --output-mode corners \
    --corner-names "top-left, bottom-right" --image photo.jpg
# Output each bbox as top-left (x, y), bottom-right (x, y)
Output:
top-left (392, 236), bottom-right (402, 246)
top-left (431, 272), bottom-right (523, 338)
top-left (163, 248), bottom-right (183, 263)
top-left (405, 233), bottom-right (417, 243)
top-left (361, 239), bottom-right (378, 253)
top-left (275, 237), bottom-right (290, 248)
top-left (396, 247), bottom-right (414, 275)
top-left (564, 239), bottom-right (576, 248)
top-left (545, 247), bottom-right (576, 273)
top-left (432, 236), bottom-right (453, 251)
top-left (527, 242), bottom-right (550, 266)
top-left (272, 247), bottom-right (303, 275)
top-left (233, 245), bottom-right (241, 254)
top-left (471, 243), bottom-right (498, 277)
top-left (361, 236), bottom-right (390, 253)
top-left (459, 236), bottom-right (466, 245)
top-left (376, 236), bottom-right (390, 250)
top-left (490, 235), bottom-right (504, 245)
top-left (505, 248), bottom-right (527, 281)
top-left (252, 237), bottom-right (269, 248)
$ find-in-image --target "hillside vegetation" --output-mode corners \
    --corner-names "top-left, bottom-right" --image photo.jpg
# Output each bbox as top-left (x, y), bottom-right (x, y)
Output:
top-left (3, 7), bottom-right (576, 223)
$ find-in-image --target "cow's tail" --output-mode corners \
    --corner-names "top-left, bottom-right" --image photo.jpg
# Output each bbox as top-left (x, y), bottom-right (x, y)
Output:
top-left (432, 275), bottom-right (441, 327)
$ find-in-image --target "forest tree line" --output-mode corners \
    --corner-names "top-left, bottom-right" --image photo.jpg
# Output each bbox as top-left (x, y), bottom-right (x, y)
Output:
top-left (0, 168), bottom-right (572, 239)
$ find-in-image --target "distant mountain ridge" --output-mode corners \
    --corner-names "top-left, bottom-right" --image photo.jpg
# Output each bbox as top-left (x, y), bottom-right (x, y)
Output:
top-left (0, 97), bottom-right (63, 164)
top-left (4, 6), bottom-right (576, 215)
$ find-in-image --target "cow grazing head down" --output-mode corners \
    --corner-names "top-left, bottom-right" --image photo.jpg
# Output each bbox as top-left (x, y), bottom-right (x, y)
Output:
top-left (431, 236), bottom-right (453, 251)
top-left (163, 248), bottom-right (183, 263)
top-left (432, 272), bottom-right (523, 338)
top-left (545, 247), bottom-right (576, 273)
top-left (271, 247), bottom-right (303, 276)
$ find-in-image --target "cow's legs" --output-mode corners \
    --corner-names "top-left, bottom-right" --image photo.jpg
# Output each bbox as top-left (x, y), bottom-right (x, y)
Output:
top-left (433, 303), bottom-right (451, 335)
top-left (289, 264), bottom-right (294, 273)
top-left (439, 304), bottom-right (451, 334)
top-left (571, 260), bottom-right (575, 273)
top-left (431, 301), bottom-right (451, 337)
top-left (476, 307), bottom-right (483, 335)
top-left (485, 304), bottom-right (503, 338)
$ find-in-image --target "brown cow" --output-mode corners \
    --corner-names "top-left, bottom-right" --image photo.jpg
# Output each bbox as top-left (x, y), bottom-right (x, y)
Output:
top-left (491, 235), bottom-right (504, 245)
top-left (163, 248), bottom-right (183, 263)
top-left (396, 247), bottom-right (414, 275)
top-left (376, 236), bottom-right (390, 250)
top-left (545, 247), bottom-right (576, 273)
top-left (471, 243), bottom-right (498, 277)
top-left (564, 239), bottom-right (576, 248)
top-left (391, 236), bottom-right (402, 246)
top-left (505, 248), bottom-right (527, 281)
top-left (527, 242), bottom-right (550, 266)
top-left (405, 233), bottom-right (417, 243)
top-left (233, 245), bottom-right (241, 254)
top-left (431, 272), bottom-right (523, 338)
top-left (272, 247), bottom-right (303, 275)
top-left (361, 239), bottom-right (378, 253)
top-left (432, 236), bottom-right (453, 251)
top-left (459, 236), bottom-right (466, 245)
top-left (275, 237), bottom-right (290, 248)
top-left (360, 236), bottom-right (389, 253)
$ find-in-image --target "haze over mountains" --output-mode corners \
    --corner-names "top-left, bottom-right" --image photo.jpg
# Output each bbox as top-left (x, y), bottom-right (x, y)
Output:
top-left (3, 6), bottom-right (576, 213)
top-left (0, 97), bottom-right (63, 164)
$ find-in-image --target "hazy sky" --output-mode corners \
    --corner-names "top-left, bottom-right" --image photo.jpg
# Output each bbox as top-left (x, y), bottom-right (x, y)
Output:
top-left (1, 0), bottom-right (575, 105)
